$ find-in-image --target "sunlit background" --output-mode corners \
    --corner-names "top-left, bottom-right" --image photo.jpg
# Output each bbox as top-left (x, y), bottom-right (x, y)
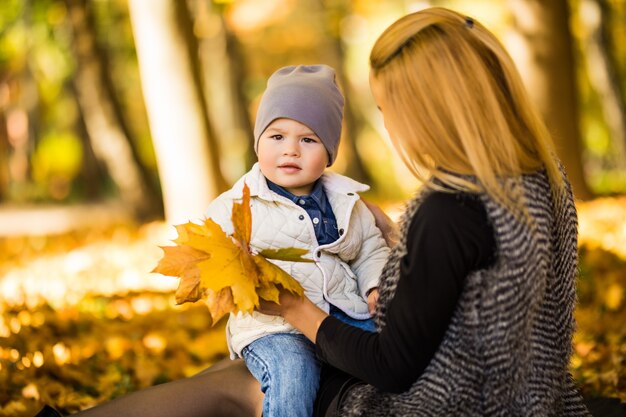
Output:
top-left (1, 0), bottom-right (625, 415)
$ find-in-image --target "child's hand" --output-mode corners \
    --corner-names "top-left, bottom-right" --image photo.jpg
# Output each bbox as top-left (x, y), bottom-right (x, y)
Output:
top-left (367, 288), bottom-right (379, 315)
top-left (362, 200), bottom-right (399, 247)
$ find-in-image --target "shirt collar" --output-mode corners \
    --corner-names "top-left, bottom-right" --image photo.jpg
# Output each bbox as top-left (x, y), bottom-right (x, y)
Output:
top-left (237, 163), bottom-right (369, 201)
top-left (266, 179), bottom-right (329, 212)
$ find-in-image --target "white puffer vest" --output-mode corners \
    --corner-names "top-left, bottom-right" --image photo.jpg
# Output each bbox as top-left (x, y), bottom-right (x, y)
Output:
top-left (205, 163), bottom-right (390, 357)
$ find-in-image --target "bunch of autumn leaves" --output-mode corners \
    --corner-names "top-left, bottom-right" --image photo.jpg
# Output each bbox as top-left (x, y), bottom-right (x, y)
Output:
top-left (153, 184), bottom-right (308, 324)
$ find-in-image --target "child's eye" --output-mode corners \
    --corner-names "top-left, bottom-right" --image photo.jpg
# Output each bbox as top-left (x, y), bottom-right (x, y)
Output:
top-left (270, 134), bottom-right (283, 140)
top-left (302, 137), bottom-right (317, 143)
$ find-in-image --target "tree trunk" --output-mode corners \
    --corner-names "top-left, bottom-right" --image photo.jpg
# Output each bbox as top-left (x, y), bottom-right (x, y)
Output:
top-left (315, 0), bottom-right (372, 184)
top-left (4, 1), bottom-right (38, 202)
top-left (69, 82), bottom-right (105, 201)
top-left (507, 0), bottom-right (594, 200)
top-left (65, 0), bottom-right (161, 220)
top-left (223, 19), bottom-right (257, 170)
top-left (191, 0), bottom-right (255, 182)
top-left (128, 0), bottom-right (227, 224)
top-left (582, 0), bottom-right (626, 169)
top-left (0, 109), bottom-right (9, 201)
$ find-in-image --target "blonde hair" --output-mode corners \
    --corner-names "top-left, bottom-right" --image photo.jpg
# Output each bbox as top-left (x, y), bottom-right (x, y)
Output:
top-left (370, 7), bottom-right (564, 216)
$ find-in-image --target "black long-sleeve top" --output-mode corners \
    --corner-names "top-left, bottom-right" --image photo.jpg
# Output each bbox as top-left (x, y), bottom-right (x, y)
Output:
top-left (315, 191), bottom-right (496, 393)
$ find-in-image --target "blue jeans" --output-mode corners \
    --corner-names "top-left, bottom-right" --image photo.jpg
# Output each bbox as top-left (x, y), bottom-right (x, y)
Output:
top-left (242, 306), bottom-right (375, 417)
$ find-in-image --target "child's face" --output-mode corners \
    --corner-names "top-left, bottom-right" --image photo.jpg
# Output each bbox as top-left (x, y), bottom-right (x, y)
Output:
top-left (257, 118), bottom-right (329, 196)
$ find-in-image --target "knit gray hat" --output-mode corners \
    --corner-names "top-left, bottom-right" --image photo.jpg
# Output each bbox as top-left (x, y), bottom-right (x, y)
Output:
top-left (254, 65), bottom-right (344, 166)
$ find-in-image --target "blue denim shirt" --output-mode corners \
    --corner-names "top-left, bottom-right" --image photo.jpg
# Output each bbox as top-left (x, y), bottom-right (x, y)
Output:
top-left (266, 179), bottom-right (339, 245)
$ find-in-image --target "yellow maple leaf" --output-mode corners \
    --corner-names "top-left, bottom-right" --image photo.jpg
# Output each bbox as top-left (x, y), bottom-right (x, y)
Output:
top-left (153, 182), bottom-right (310, 324)
top-left (151, 245), bottom-right (208, 303)
top-left (206, 287), bottom-right (235, 324)
top-left (252, 256), bottom-right (308, 296)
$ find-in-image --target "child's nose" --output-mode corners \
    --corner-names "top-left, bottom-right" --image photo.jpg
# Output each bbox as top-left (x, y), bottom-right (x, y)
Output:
top-left (283, 140), bottom-right (300, 156)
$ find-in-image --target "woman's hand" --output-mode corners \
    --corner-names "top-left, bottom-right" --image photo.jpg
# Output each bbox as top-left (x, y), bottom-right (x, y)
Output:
top-left (256, 287), bottom-right (328, 343)
top-left (256, 289), bottom-right (300, 317)
top-left (256, 298), bottom-right (283, 317)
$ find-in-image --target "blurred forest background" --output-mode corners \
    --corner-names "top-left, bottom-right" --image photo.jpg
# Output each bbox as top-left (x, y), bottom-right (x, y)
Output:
top-left (0, 0), bottom-right (625, 415)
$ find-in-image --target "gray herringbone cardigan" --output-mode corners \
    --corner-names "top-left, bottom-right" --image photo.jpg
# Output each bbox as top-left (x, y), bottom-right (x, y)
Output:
top-left (340, 169), bottom-right (590, 416)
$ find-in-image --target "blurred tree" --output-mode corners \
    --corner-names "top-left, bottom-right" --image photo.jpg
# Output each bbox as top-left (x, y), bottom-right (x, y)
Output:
top-left (65, 0), bottom-right (162, 219)
top-left (191, 0), bottom-right (255, 183)
top-left (580, 0), bottom-right (626, 170)
top-left (0, 110), bottom-right (8, 200)
top-left (508, 0), bottom-right (593, 200)
top-left (2, 1), bottom-right (41, 203)
top-left (70, 81), bottom-right (106, 200)
top-left (13, 86), bottom-right (38, 202)
top-left (317, 0), bottom-right (372, 184)
top-left (128, 0), bottom-right (227, 224)
top-left (3, 0), bottom-right (624, 209)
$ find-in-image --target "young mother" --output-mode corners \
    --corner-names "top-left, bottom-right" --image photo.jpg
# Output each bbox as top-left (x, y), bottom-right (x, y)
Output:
top-left (40, 6), bottom-right (589, 417)
top-left (260, 6), bottom-right (590, 417)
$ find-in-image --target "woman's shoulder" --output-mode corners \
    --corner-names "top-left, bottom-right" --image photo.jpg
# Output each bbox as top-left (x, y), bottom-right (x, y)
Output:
top-left (417, 191), bottom-right (487, 223)
top-left (409, 191), bottom-right (495, 268)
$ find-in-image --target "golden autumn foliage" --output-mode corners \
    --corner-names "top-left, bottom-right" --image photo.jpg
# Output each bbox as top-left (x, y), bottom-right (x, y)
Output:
top-left (153, 183), bottom-right (309, 324)
top-left (0, 292), bottom-right (226, 416)
top-left (570, 196), bottom-right (626, 400)
top-left (0, 197), bottom-right (624, 415)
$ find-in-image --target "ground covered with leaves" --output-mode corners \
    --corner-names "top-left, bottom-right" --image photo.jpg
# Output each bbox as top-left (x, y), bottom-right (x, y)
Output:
top-left (1, 198), bottom-right (625, 416)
